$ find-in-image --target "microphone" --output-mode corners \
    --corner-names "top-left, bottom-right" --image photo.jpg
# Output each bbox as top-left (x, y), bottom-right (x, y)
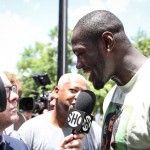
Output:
top-left (67, 90), bottom-right (96, 134)
top-left (0, 76), bottom-right (7, 112)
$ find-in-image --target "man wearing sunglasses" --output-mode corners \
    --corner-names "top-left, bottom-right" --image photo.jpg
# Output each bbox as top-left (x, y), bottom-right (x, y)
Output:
top-left (0, 72), bottom-right (29, 150)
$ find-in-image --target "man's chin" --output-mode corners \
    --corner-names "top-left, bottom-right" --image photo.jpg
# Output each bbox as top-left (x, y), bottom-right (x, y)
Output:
top-left (69, 105), bottom-right (75, 110)
top-left (11, 115), bottom-right (19, 124)
top-left (93, 80), bottom-right (104, 90)
top-left (89, 72), bottom-right (104, 90)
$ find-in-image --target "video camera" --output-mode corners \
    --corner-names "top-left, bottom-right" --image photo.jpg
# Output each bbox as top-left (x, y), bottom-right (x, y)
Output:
top-left (19, 73), bottom-right (51, 116)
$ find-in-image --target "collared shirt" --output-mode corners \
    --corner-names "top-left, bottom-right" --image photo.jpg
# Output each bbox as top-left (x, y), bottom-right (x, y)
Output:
top-left (0, 133), bottom-right (6, 150)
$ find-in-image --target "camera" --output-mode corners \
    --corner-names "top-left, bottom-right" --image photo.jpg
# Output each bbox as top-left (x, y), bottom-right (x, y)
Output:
top-left (32, 73), bottom-right (51, 114)
top-left (32, 73), bottom-right (51, 87)
top-left (19, 73), bottom-right (51, 116)
top-left (19, 97), bottom-right (34, 112)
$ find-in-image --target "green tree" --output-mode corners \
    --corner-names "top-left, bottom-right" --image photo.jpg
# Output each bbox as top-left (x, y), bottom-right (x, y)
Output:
top-left (135, 39), bottom-right (150, 57)
top-left (17, 42), bottom-right (57, 96)
top-left (132, 28), bottom-right (150, 57)
top-left (16, 27), bottom-right (75, 97)
top-left (131, 28), bottom-right (147, 43)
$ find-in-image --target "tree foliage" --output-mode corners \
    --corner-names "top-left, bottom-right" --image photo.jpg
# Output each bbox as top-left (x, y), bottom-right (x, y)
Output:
top-left (132, 29), bottom-right (150, 57)
top-left (17, 27), bottom-right (75, 97)
top-left (135, 39), bottom-right (150, 57)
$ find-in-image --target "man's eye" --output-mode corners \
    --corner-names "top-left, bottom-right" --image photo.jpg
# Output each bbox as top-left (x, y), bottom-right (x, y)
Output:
top-left (74, 51), bottom-right (81, 57)
top-left (74, 51), bottom-right (78, 56)
top-left (69, 89), bottom-right (77, 93)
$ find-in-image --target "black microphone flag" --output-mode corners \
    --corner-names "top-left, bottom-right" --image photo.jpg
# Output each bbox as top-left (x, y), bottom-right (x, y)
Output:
top-left (67, 90), bottom-right (96, 133)
top-left (67, 109), bottom-right (93, 133)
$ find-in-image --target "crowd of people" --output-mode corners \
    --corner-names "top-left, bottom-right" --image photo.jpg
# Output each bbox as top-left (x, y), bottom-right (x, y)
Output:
top-left (0, 9), bottom-right (150, 150)
top-left (0, 71), bottom-right (101, 150)
top-left (17, 73), bottom-right (101, 149)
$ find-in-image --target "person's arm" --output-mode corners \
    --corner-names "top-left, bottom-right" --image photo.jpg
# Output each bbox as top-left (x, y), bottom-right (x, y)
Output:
top-left (59, 133), bottom-right (84, 150)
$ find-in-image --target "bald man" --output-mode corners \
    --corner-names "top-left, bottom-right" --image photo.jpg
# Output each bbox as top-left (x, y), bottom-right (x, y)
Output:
top-left (17, 73), bottom-right (101, 150)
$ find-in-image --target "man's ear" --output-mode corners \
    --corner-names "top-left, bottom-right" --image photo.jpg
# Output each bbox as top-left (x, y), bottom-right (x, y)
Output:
top-left (102, 31), bottom-right (114, 52)
top-left (50, 87), bottom-right (59, 101)
top-left (53, 86), bottom-right (59, 94)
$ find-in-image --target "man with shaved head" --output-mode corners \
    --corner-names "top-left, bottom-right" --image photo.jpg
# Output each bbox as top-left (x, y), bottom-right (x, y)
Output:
top-left (71, 9), bottom-right (150, 150)
top-left (17, 73), bottom-right (101, 150)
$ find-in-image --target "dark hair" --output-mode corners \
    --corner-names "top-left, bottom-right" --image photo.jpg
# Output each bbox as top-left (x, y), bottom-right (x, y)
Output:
top-left (105, 111), bottom-right (116, 126)
top-left (73, 10), bottom-right (125, 42)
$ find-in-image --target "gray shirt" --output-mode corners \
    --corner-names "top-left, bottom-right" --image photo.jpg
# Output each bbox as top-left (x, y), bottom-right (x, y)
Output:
top-left (17, 111), bottom-right (101, 150)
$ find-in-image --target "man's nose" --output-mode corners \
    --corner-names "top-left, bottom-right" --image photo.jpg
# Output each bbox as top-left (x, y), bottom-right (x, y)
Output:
top-left (74, 91), bottom-right (81, 100)
top-left (8, 91), bottom-right (19, 103)
top-left (76, 59), bottom-right (84, 69)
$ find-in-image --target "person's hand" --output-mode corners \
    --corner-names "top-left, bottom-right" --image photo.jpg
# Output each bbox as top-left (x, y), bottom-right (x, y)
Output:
top-left (59, 133), bottom-right (84, 150)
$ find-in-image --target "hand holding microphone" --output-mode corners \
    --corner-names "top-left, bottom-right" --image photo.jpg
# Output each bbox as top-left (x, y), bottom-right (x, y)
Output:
top-left (67, 90), bottom-right (96, 134)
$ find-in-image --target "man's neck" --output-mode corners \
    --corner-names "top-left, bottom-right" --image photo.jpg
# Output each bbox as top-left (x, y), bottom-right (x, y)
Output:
top-left (50, 110), bottom-right (68, 128)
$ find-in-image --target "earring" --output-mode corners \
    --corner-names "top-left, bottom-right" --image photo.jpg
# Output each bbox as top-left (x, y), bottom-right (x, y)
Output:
top-left (107, 45), bottom-right (110, 52)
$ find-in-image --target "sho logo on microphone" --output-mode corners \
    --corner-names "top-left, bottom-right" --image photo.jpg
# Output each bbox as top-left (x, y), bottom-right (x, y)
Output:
top-left (67, 110), bottom-right (82, 127)
top-left (82, 115), bottom-right (93, 132)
